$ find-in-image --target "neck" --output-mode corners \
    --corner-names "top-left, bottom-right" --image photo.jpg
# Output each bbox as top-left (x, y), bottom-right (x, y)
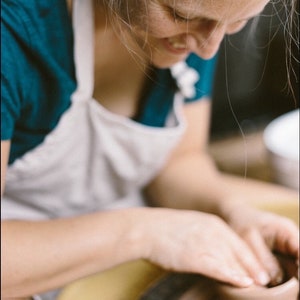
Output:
top-left (66, 0), bottom-right (72, 14)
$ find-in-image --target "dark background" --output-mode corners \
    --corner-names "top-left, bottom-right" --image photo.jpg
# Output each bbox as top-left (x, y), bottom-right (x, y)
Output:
top-left (210, 1), bottom-right (299, 139)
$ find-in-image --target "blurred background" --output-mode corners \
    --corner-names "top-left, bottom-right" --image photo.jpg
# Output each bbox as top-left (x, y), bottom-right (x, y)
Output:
top-left (210, 0), bottom-right (299, 139)
top-left (208, 0), bottom-right (299, 184)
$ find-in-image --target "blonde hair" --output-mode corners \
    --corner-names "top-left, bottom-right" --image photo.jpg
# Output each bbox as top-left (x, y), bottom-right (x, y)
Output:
top-left (98, 0), bottom-right (299, 94)
top-left (273, 0), bottom-right (299, 99)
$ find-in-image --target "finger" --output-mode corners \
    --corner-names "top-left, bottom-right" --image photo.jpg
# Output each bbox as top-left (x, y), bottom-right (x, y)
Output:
top-left (194, 253), bottom-right (254, 288)
top-left (271, 219), bottom-right (299, 257)
top-left (226, 230), bottom-right (271, 286)
top-left (218, 224), bottom-right (271, 286)
top-left (244, 228), bottom-right (283, 286)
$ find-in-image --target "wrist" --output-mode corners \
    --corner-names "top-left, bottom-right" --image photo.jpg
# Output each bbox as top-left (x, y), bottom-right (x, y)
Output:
top-left (217, 198), bottom-right (253, 223)
top-left (117, 207), bottom-right (159, 262)
top-left (123, 207), bottom-right (177, 263)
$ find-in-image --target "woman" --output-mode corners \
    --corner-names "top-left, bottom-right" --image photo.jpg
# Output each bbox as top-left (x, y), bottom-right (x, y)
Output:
top-left (1, 0), bottom-right (298, 299)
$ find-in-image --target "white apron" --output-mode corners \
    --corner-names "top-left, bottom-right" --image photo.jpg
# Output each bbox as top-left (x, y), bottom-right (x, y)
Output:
top-left (1, 0), bottom-right (189, 298)
top-left (2, 1), bottom-right (187, 220)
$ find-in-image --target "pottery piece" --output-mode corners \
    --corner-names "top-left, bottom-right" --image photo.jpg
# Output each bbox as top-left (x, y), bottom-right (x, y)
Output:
top-left (217, 277), bottom-right (298, 300)
top-left (263, 109), bottom-right (299, 190)
top-left (216, 253), bottom-right (299, 300)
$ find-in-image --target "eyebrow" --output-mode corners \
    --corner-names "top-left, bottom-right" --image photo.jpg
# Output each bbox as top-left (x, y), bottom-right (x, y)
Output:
top-left (167, 3), bottom-right (263, 24)
top-left (176, 8), bottom-right (259, 25)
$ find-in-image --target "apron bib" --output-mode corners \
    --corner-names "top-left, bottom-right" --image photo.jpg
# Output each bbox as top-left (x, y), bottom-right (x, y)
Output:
top-left (2, 0), bottom-right (187, 221)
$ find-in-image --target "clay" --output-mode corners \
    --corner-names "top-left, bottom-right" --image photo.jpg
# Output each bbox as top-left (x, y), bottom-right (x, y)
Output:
top-left (217, 277), bottom-right (298, 300)
top-left (216, 253), bottom-right (299, 300)
top-left (141, 253), bottom-right (299, 300)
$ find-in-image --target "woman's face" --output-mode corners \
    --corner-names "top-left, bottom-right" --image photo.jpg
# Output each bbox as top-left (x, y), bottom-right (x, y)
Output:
top-left (129, 0), bottom-right (270, 68)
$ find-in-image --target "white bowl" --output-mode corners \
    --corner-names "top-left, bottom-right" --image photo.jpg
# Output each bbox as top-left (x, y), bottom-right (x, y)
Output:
top-left (263, 109), bottom-right (299, 190)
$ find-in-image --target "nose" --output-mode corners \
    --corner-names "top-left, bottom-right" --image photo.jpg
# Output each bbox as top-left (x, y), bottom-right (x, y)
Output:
top-left (192, 21), bottom-right (227, 59)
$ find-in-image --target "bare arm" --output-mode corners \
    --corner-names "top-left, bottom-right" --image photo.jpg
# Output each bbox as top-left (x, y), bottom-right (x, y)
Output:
top-left (1, 208), bottom-right (149, 298)
top-left (145, 99), bottom-right (231, 213)
top-left (1, 209), bottom-right (264, 298)
top-left (0, 141), bottom-right (143, 298)
top-left (0, 137), bottom-right (269, 298)
top-left (145, 99), bottom-right (298, 214)
top-left (1, 140), bottom-right (10, 196)
top-left (2, 103), bottom-right (297, 297)
top-left (145, 99), bottom-right (299, 285)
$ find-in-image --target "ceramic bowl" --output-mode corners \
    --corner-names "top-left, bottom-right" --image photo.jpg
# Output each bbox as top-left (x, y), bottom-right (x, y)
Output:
top-left (217, 278), bottom-right (298, 300)
top-left (263, 109), bottom-right (299, 190)
top-left (216, 253), bottom-right (299, 300)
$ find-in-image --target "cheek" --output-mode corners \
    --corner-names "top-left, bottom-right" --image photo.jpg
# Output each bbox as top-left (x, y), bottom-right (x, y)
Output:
top-left (146, 19), bottom-right (177, 37)
top-left (143, 7), bottom-right (187, 38)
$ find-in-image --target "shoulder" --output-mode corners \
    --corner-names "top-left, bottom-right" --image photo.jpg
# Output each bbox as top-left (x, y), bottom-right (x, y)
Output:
top-left (1, 0), bottom-right (67, 17)
top-left (1, 0), bottom-right (32, 139)
top-left (1, 0), bottom-right (75, 154)
top-left (1, 0), bottom-right (54, 28)
top-left (1, 0), bottom-right (74, 102)
top-left (1, 0), bottom-right (70, 43)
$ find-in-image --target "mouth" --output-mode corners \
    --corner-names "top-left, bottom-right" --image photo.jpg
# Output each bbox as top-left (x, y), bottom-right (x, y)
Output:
top-left (163, 37), bottom-right (189, 55)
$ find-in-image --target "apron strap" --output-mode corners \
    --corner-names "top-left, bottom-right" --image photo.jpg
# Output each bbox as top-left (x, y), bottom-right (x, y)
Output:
top-left (71, 0), bottom-right (94, 102)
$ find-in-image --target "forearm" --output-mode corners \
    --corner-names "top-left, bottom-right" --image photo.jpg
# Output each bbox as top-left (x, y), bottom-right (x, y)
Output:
top-left (145, 152), bottom-right (298, 218)
top-left (216, 173), bottom-right (298, 218)
top-left (1, 208), bottom-right (145, 298)
top-left (145, 152), bottom-right (227, 214)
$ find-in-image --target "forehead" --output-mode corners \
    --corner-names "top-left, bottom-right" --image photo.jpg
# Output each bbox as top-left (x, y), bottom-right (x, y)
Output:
top-left (159, 0), bottom-right (270, 21)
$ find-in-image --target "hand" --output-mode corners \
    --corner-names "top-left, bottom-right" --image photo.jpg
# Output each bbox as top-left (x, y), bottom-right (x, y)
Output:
top-left (139, 208), bottom-right (271, 287)
top-left (223, 203), bottom-right (299, 286)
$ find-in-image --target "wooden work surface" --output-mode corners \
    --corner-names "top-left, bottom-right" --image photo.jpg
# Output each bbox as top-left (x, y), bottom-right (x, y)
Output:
top-left (209, 129), bottom-right (273, 182)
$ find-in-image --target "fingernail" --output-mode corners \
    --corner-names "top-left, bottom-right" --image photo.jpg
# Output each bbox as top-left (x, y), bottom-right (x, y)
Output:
top-left (257, 272), bottom-right (270, 285)
top-left (232, 274), bottom-right (254, 286)
top-left (241, 276), bottom-right (254, 286)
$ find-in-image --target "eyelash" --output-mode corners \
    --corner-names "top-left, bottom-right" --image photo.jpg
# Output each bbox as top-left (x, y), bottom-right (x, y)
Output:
top-left (166, 7), bottom-right (194, 23)
top-left (173, 12), bottom-right (191, 22)
top-left (169, 8), bottom-right (253, 26)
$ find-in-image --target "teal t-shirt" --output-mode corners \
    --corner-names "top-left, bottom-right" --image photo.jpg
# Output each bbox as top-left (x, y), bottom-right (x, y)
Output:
top-left (1, 0), bottom-right (217, 164)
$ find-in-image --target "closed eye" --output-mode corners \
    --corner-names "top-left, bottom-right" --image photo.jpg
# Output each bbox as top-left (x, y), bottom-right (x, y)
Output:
top-left (165, 6), bottom-right (197, 23)
top-left (173, 11), bottom-right (194, 22)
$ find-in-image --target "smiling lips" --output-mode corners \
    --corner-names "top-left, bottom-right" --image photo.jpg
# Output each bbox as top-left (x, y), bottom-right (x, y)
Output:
top-left (164, 37), bottom-right (188, 54)
top-left (168, 37), bottom-right (187, 49)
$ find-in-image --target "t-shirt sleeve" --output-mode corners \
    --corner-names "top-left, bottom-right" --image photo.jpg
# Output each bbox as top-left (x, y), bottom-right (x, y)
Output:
top-left (1, 2), bottom-right (26, 140)
top-left (170, 53), bottom-right (218, 102)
